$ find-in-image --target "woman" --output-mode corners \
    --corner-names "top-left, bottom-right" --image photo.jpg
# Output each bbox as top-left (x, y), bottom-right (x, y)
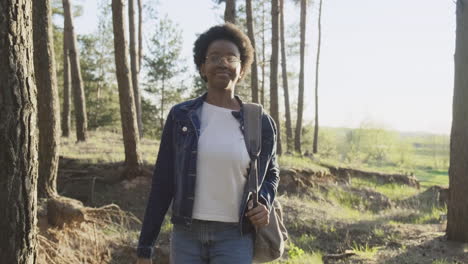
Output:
top-left (136, 23), bottom-right (279, 264)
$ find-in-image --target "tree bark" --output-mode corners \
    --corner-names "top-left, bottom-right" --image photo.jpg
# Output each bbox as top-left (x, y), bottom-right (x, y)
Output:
top-left (63, 0), bottom-right (88, 141)
top-left (0, 0), bottom-right (39, 262)
top-left (270, 0), bottom-right (282, 155)
top-left (62, 31), bottom-right (71, 138)
top-left (34, 0), bottom-right (60, 199)
top-left (447, 0), bottom-right (468, 242)
top-left (295, 0), bottom-right (307, 154)
top-left (261, 1), bottom-right (266, 106)
top-left (112, 0), bottom-right (142, 179)
top-left (224, 0), bottom-right (236, 24)
top-left (246, 0), bottom-right (259, 103)
top-left (129, 0), bottom-right (143, 138)
top-left (279, 0), bottom-right (293, 153)
top-left (313, 0), bottom-right (323, 154)
top-left (137, 0), bottom-right (143, 72)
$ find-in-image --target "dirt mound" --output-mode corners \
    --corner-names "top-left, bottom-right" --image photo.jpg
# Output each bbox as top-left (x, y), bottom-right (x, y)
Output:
top-left (278, 168), bottom-right (346, 194)
top-left (399, 185), bottom-right (448, 209)
top-left (319, 163), bottom-right (420, 188)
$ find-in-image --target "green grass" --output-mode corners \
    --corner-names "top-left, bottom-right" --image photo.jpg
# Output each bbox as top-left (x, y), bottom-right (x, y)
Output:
top-left (294, 234), bottom-right (317, 252)
top-left (60, 130), bottom-right (159, 164)
top-left (432, 259), bottom-right (453, 264)
top-left (326, 188), bottom-right (370, 211)
top-left (278, 155), bottom-right (329, 172)
top-left (351, 178), bottom-right (420, 200)
top-left (351, 242), bottom-right (380, 259)
top-left (271, 246), bottom-right (323, 264)
top-left (413, 205), bottom-right (447, 224)
top-left (414, 169), bottom-right (449, 187)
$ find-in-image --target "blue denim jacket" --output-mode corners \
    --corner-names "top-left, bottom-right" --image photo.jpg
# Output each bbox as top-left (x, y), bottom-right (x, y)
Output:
top-left (137, 93), bottom-right (280, 258)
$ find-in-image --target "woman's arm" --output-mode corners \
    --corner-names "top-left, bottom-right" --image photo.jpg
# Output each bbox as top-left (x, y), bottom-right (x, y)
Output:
top-left (258, 114), bottom-right (280, 211)
top-left (136, 109), bottom-right (175, 259)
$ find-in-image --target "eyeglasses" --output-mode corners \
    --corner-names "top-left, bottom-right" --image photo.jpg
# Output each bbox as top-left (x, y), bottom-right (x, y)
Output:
top-left (205, 55), bottom-right (241, 66)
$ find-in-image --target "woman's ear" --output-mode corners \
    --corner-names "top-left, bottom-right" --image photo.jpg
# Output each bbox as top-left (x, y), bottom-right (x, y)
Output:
top-left (200, 63), bottom-right (206, 76)
top-left (239, 69), bottom-right (245, 80)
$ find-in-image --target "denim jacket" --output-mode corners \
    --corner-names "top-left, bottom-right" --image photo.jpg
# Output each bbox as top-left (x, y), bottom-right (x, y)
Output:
top-left (137, 93), bottom-right (280, 258)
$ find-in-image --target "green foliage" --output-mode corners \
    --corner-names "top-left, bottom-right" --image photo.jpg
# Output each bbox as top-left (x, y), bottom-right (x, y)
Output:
top-left (141, 97), bottom-right (160, 139)
top-left (78, 33), bottom-right (120, 130)
top-left (288, 243), bottom-right (305, 260)
top-left (343, 124), bottom-right (399, 165)
top-left (144, 14), bottom-right (187, 132)
top-left (189, 74), bottom-right (207, 98)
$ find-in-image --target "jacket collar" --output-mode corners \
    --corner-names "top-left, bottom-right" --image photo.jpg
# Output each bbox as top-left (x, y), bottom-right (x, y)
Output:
top-left (180, 92), bottom-right (245, 115)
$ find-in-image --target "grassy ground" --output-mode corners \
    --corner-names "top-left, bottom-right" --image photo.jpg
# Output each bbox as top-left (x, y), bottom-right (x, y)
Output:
top-left (44, 130), bottom-right (466, 264)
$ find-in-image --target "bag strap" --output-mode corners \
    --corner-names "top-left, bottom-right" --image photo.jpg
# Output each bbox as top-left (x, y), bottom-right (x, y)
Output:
top-left (243, 103), bottom-right (263, 207)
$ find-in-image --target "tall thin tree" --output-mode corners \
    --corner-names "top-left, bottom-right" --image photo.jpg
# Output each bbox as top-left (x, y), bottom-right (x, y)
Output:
top-left (112, 0), bottom-right (143, 179)
top-left (0, 0), bottom-right (39, 262)
top-left (313, 0), bottom-right (323, 154)
top-left (270, 0), bottom-right (282, 155)
top-left (224, 0), bottom-right (237, 24)
top-left (447, 0), bottom-right (468, 242)
top-left (63, 0), bottom-right (88, 141)
top-left (246, 0), bottom-right (259, 103)
top-left (62, 33), bottom-right (71, 137)
top-left (260, 0), bottom-right (267, 106)
top-left (138, 0), bottom-right (143, 71)
top-left (129, 0), bottom-right (143, 138)
top-left (34, 0), bottom-right (60, 198)
top-left (295, 0), bottom-right (308, 154)
top-left (279, 0), bottom-right (293, 153)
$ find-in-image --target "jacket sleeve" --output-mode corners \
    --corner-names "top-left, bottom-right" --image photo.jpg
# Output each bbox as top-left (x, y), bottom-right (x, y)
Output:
top-left (137, 108), bottom-right (175, 259)
top-left (258, 114), bottom-right (280, 211)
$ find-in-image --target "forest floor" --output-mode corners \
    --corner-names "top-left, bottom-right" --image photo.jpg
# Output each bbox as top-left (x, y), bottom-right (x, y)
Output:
top-left (39, 131), bottom-right (468, 264)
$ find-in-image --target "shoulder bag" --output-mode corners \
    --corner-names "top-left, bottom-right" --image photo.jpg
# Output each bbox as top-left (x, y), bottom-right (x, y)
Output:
top-left (243, 103), bottom-right (288, 263)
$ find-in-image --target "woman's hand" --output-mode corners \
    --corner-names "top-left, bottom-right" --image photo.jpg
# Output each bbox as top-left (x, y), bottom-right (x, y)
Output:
top-left (136, 258), bottom-right (151, 264)
top-left (245, 200), bottom-right (270, 228)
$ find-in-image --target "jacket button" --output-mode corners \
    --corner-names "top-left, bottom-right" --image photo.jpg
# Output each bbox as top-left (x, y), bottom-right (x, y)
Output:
top-left (182, 126), bottom-right (187, 132)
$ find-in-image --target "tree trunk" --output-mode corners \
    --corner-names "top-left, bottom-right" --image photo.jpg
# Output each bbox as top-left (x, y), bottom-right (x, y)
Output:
top-left (313, 0), bottom-right (323, 154)
top-left (62, 32), bottom-right (71, 138)
top-left (129, 0), bottom-right (143, 138)
top-left (246, 0), bottom-right (259, 103)
top-left (270, 0), bottom-right (282, 155)
top-left (224, 0), bottom-right (236, 24)
top-left (137, 0), bottom-right (143, 72)
top-left (261, 1), bottom-right (266, 106)
top-left (161, 77), bottom-right (166, 130)
top-left (63, 0), bottom-right (88, 141)
top-left (0, 0), bottom-right (39, 262)
top-left (447, 0), bottom-right (468, 242)
top-left (295, 0), bottom-right (307, 154)
top-left (279, 0), bottom-right (293, 153)
top-left (112, 0), bottom-right (142, 179)
top-left (33, 0), bottom-right (60, 199)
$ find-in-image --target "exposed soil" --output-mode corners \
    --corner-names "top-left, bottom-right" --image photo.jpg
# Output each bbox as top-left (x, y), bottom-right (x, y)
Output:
top-left (53, 156), bottom-right (467, 264)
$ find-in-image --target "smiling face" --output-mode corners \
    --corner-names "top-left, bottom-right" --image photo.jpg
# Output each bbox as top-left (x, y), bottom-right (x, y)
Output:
top-left (200, 39), bottom-right (244, 91)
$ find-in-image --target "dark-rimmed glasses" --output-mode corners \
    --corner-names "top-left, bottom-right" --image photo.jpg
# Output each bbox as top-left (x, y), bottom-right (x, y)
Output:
top-left (205, 55), bottom-right (241, 67)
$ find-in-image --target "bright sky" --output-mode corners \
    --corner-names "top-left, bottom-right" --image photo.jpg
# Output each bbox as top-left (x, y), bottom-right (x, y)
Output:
top-left (73, 0), bottom-right (455, 135)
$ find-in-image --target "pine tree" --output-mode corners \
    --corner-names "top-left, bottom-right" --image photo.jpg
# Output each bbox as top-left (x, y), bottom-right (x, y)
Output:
top-left (0, 0), bottom-right (39, 262)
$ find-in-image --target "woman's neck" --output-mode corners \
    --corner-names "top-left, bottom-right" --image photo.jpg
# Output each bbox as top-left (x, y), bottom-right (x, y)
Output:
top-left (205, 88), bottom-right (240, 111)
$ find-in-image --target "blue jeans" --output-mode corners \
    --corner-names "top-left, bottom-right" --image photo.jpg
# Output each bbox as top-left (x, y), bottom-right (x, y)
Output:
top-left (170, 220), bottom-right (254, 264)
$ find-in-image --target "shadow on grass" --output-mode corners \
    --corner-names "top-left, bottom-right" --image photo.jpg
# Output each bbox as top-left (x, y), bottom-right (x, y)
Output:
top-left (383, 235), bottom-right (468, 264)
